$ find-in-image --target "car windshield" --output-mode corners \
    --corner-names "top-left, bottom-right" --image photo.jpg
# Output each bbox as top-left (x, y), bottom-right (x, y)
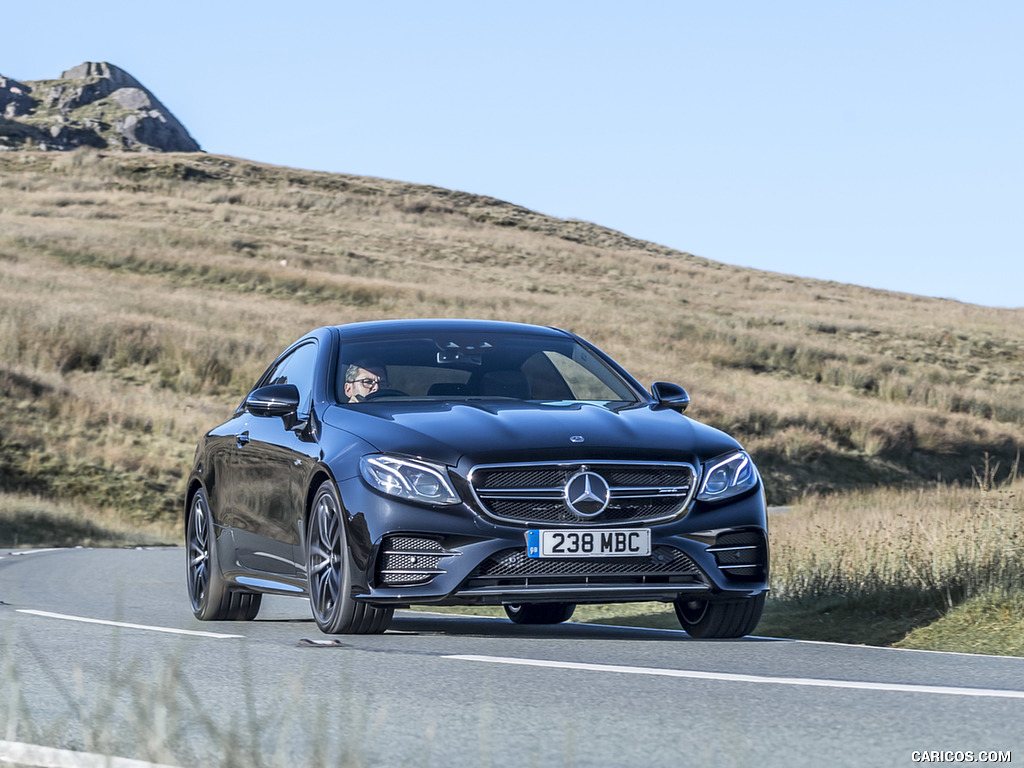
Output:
top-left (337, 332), bottom-right (639, 406)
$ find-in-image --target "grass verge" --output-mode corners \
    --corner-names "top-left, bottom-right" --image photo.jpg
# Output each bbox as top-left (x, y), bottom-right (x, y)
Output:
top-left (894, 590), bottom-right (1024, 657)
top-left (0, 492), bottom-right (178, 548)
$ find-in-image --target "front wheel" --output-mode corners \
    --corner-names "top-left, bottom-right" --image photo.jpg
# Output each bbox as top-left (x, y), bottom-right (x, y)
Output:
top-left (186, 489), bottom-right (261, 621)
top-left (305, 481), bottom-right (393, 634)
top-left (504, 603), bottom-right (576, 625)
top-left (674, 593), bottom-right (765, 638)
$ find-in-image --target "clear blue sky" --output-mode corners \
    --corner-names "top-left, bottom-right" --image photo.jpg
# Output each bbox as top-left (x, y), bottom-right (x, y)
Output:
top-left (4, 2), bottom-right (1021, 308)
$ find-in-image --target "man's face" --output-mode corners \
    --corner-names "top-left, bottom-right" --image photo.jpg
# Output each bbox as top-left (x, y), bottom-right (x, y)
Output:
top-left (345, 366), bottom-right (387, 402)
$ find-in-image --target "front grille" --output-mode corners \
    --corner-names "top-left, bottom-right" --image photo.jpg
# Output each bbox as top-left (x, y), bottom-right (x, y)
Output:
top-left (707, 529), bottom-right (767, 581)
top-left (376, 535), bottom-right (459, 586)
top-left (468, 461), bottom-right (697, 526)
top-left (463, 546), bottom-right (705, 589)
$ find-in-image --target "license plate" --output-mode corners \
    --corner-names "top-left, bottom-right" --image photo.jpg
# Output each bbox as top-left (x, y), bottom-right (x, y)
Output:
top-left (526, 529), bottom-right (651, 559)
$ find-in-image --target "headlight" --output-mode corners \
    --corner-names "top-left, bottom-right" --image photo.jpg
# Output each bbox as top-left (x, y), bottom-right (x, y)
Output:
top-left (697, 451), bottom-right (759, 502)
top-left (359, 455), bottom-right (460, 506)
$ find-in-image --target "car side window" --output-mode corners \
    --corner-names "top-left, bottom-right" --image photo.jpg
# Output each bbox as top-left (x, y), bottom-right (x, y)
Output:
top-left (264, 342), bottom-right (318, 415)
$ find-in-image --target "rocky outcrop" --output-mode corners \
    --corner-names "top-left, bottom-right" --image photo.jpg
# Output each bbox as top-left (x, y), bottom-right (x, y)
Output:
top-left (0, 76), bottom-right (34, 118)
top-left (0, 62), bottom-right (200, 152)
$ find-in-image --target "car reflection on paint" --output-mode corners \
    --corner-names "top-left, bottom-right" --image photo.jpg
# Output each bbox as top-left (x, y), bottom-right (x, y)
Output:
top-left (185, 319), bottom-right (768, 636)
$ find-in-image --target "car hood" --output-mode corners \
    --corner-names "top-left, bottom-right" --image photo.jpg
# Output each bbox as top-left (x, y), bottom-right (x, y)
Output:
top-left (322, 400), bottom-right (741, 468)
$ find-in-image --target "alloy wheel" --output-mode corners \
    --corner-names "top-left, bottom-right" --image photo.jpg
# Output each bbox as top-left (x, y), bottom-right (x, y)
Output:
top-left (308, 491), bottom-right (343, 622)
top-left (187, 494), bottom-right (211, 610)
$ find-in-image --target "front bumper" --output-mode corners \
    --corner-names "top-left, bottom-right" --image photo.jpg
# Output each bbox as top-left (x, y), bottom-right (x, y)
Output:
top-left (339, 476), bottom-right (769, 607)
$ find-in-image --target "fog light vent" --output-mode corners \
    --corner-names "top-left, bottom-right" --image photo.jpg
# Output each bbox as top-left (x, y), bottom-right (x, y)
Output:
top-left (376, 535), bottom-right (458, 586)
top-left (707, 529), bottom-right (766, 581)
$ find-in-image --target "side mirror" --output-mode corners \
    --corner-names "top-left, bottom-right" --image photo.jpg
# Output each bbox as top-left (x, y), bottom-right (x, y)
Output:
top-left (651, 381), bottom-right (690, 413)
top-left (245, 383), bottom-right (300, 418)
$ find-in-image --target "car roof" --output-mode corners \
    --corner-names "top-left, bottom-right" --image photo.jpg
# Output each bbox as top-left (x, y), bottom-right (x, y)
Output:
top-left (330, 318), bottom-right (574, 340)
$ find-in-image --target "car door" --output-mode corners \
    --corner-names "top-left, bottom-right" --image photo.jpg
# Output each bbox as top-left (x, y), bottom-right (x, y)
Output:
top-left (231, 341), bottom-right (321, 576)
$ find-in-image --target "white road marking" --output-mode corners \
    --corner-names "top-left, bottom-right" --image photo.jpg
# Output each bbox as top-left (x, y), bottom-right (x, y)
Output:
top-left (0, 740), bottom-right (182, 768)
top-left (17, 610), bottom-right (244, 639)
top-left (445, 654), bottom-right (1024, 700)
top-left (4, 548), bottom-right (69, 557)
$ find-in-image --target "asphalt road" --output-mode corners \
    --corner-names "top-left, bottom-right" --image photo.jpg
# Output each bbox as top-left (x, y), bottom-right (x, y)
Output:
top-left (1, 547), bottom-right (1022, 768)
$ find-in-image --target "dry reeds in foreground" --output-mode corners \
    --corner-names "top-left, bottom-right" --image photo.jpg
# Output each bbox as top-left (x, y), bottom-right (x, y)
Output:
top-left (769, 464), bottom-right (1024, 615)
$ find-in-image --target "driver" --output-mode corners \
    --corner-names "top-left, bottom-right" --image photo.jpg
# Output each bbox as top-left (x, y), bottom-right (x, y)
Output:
top-left (343, 360), bottom-right (388, 402)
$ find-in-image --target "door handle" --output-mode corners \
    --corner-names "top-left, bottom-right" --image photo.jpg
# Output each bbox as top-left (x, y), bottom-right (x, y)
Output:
top-left (235, 431), bottom-right (250, 448)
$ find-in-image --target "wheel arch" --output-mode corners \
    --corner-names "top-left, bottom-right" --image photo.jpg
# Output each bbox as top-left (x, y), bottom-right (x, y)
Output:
top-left (184, 478), bottom-right (206, 535)
top-left (303, 466), bottom-right (339, 537)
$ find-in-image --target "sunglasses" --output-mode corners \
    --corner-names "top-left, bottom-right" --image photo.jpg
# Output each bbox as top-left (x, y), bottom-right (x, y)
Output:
top-left (349, 377), bottom-right (387, 389)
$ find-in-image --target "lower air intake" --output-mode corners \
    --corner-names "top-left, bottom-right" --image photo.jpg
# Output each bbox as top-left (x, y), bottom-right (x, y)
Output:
top-left (463, 546), bottom-right (705, 589)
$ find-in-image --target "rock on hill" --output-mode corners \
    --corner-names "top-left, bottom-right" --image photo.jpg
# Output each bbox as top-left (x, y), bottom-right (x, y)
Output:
top-left (0, 61), bottom-right (200, 152)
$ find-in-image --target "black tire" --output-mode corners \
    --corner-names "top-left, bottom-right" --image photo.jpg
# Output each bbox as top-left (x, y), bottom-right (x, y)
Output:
top-left (504, 603), bottom-right (576, 625)
top-left (674, 593), bottom-right (765, 638)
top-left (186, 489), bottom-right (261, 621)
top-left (306, 480), bottom-right (393, 634)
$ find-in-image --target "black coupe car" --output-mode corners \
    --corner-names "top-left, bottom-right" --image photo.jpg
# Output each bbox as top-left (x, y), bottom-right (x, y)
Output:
top-left (185, 319), bottom-right (768, 637)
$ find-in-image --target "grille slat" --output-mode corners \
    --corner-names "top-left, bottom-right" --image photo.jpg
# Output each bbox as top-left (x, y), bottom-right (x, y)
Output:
top-left (385, 536), bottom-right (447, 554)
top-left (469, 461), bottom-right (697, 526)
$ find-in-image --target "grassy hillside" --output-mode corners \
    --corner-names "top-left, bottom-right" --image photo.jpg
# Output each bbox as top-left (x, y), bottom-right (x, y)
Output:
top-left (2, 148), bottom-right (1021, 526)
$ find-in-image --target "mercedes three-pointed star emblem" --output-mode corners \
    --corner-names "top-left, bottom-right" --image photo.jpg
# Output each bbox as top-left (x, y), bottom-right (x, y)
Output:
top-left (563, 470), bottom-right (611, 518)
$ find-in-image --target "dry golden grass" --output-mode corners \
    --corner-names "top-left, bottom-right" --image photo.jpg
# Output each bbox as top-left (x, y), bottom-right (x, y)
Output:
top-left (770, 468), bottom-right (1024, 609)
top-left (0, 490), bottom-right (177, 547)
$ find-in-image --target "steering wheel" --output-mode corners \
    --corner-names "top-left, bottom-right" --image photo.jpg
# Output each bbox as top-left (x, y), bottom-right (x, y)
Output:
top-left (363, 388), bottom-right (408, 401)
